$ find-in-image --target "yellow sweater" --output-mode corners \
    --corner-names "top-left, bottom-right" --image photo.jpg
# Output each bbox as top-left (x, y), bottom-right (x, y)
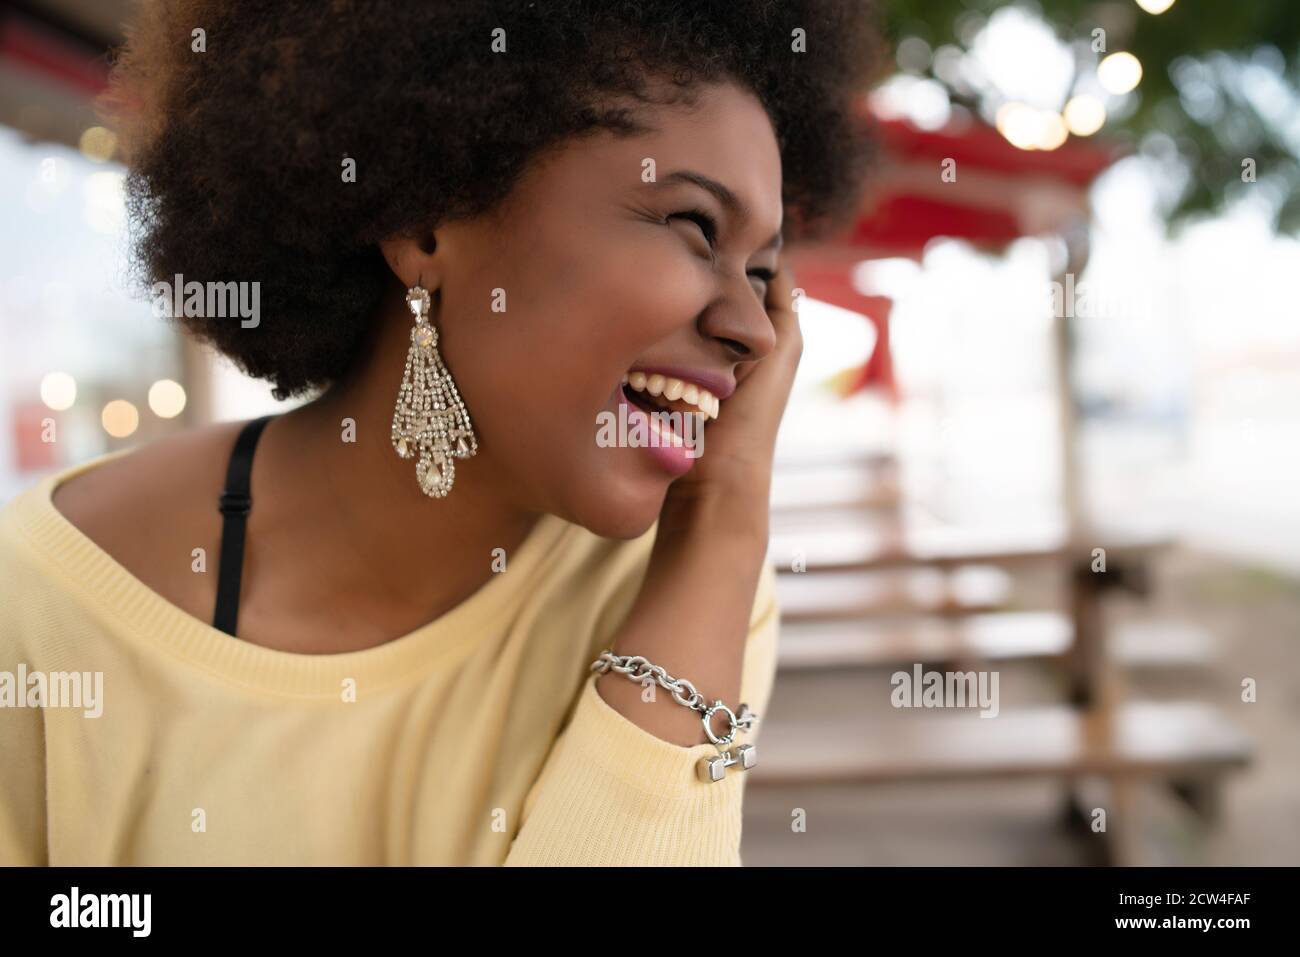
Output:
top-left (0, 453), bottom-right (779, 866)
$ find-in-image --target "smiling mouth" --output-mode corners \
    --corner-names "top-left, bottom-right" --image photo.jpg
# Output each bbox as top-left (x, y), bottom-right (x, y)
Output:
top-left (619, 383), bottom-right (691, 446)
top-left (610, 369), bottom-right (712, 466)
top-left (620, 371), bottom-right (720, 420)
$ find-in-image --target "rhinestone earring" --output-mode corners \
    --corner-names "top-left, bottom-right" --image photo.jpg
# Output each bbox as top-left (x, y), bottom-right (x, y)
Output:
top-left (390, 284), bottom-right (478, 498)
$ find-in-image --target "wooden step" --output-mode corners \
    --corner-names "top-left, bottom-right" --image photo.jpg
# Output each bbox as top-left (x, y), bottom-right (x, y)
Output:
top-left (771, 485), bottom-right (898, 515)
top-left (772, 525), bottom-right (1067, 574)
top-left (746, 702), bottom-right (1252, 786)
top-left (778, 612), bottom-right (1072, 669)
top-left (773, 449), bottom-right (895, 472)
top-left (769, 525), bottom-right (1171, 574)
top-left (776, 614), bottom-right (1218, 671)
top-left (1112, 621), bottom-right (1220, 668)
top-left (776, 567), bottom-right (1015, 622)
top-left (770, 466), bottom-right (899, 515)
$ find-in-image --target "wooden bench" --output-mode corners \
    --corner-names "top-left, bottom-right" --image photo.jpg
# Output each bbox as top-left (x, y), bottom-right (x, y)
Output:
top-left (770, 464), bottom-right (899, 515)
top-left (747, 701), bottom-right (1250, 787)
top-left (776, 613), bottom-right (1217, 671)
top-left (773, 449), bottom-right (895, 472)
top-left (768, 524), bottom-right (1169, 575)
top-left (775, 566), bottom-right (1016, 622)
top-left (744, 700), bottom-right (1251, 864)
top-left (777, 611), bottom-right (1071, 669)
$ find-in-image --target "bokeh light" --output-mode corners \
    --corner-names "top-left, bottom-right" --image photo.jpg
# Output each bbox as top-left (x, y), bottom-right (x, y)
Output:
top-left (101, 399), bottom-right (139, 438)
top-left (78, 126), bottom-right (117, 162)
top-left (1098, 52), bottom-right (1144, 95)
top-left (39, 372), bottom-right (77, 411)
top-left (996, 103), bottom-right (1068, 150)
top-left (148, 379), bottom-right (187, 418)
top-left (1064, 94), bottom-right (1107, 136)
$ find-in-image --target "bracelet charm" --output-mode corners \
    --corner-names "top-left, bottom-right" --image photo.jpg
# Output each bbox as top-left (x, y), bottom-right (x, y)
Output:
top-left (698, 743), bottom-right (757, 783)
top-left (591, 651), bottom-right (759, 784)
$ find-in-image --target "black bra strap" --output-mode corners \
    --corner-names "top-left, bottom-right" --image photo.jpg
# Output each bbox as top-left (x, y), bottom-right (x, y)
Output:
top-left (213, 415), bottom-right (274, 636)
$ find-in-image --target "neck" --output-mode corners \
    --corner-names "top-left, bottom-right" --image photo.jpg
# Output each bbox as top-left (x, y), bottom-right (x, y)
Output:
top-left (255, 283), bottom-right (540, 628)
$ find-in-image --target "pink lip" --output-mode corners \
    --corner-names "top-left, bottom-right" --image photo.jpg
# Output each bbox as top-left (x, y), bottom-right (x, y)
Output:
top-left (627, 365), bottom-right (736, 401)
top-left (615, 390), bottom-right (697, 477)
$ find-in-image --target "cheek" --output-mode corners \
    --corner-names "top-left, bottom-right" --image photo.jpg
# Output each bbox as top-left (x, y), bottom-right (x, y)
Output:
top-left (496, 236), bottom-right (706, 391)
top-left (588, 242), bottom-right (709, 356)
top-left (442, 228), bottom-right (708, 482)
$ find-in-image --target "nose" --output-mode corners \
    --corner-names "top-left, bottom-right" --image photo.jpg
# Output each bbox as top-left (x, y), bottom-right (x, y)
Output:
top-left (697, 276), bottom-right (777, 363)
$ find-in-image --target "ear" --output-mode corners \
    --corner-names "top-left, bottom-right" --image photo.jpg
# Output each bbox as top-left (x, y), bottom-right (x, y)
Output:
top-left (378, 227), bottom-right (441, 291)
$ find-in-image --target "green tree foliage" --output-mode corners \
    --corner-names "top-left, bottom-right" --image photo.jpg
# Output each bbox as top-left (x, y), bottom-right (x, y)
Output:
top-left (882, 0), bottom-right (1300, 233)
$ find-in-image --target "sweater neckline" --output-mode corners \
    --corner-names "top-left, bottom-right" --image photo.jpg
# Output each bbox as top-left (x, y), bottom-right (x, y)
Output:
top-left (9, 450), bottom-right (574, 698)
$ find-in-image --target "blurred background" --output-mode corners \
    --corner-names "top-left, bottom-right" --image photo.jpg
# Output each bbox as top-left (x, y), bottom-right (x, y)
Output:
top-left (1, 1), bottom-right (1297, 865)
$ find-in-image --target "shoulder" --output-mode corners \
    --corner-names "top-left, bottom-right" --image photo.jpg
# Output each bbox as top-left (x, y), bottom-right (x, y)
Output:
top-left (6, 420), bottom-right (249, 629)
top-left (51, 419), bottom-right (244, 541)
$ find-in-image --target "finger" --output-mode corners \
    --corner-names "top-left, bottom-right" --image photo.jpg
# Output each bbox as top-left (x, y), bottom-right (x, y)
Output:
top-left (738, 257), bottom-right (795, 390)
top-left (764, 257), bottom-right (797, 325)
top-left (766, 258), bottom-right (801, 361)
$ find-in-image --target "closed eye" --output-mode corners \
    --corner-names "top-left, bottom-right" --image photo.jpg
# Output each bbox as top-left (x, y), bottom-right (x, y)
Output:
top-left (748, 266), bottom-right (776, 299)
top-left (669, 208), bottom-right (718, 247)
top-left (668, 210), bottom-right (775, 294)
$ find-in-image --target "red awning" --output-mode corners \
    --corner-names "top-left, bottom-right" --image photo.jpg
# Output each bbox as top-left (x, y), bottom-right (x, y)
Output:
top-left (792, 106), bottom-right (1123, 397)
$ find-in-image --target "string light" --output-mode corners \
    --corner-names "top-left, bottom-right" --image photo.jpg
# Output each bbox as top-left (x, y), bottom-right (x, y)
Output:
top-left (102, 400), bottom-right (139, 438)
top-left (1064, 95), bottom-right (1107, 135)
top-left (78, 127), bottom-right (117, 162)
top-left (1098, 52), bottom-right (1143, 95)
top-left (39, 372), bottom-right (77, 410)
top-left (996, 102), bottom-right (1069, 151)
top-left (148, 379), bottom-right (187, 418)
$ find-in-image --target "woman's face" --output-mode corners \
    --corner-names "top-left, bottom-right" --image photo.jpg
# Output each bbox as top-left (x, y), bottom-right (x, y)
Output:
top-left (429, 80), bottom-right (784, 537)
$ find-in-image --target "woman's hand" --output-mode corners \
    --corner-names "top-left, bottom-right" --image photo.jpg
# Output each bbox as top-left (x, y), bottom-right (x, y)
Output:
top-left (662, 256), bottom-right (802, 535)
top-left (601, 257), bottom-right (800, 746)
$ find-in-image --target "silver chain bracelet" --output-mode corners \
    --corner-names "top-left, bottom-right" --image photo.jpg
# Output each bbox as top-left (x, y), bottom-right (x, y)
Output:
top-left (590, 651), bottom-right (759, 783)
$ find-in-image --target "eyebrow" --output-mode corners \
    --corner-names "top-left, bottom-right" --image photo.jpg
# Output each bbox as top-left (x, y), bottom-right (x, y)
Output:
top-left (655, 169), bottom-right (783, 251)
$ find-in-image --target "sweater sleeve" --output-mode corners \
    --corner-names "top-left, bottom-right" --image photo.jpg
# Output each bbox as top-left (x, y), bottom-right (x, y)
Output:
top-left (503, 559), bottom-right (780, 866)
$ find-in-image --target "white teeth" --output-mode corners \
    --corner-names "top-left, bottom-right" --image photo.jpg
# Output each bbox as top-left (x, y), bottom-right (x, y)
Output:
top-left (622, 372), bottom-right (719, 420)
top-left (644, 409), bottom-right (684, 447)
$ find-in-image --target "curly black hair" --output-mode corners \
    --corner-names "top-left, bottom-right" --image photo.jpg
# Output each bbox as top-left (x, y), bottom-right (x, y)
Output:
top-left (104, 0), bottom-right (882, 399)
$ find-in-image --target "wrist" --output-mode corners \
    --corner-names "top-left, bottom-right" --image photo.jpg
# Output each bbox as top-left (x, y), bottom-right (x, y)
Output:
top-left (658, 480), bottom-right (771, 549)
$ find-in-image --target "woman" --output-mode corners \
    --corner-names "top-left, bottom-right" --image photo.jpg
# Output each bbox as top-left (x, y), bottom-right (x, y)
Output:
top-left (0, 0), bottom-right (877, 865)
